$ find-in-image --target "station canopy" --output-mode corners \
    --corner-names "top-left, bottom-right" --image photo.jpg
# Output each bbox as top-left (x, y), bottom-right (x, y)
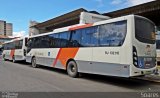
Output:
top-left (104, 0), bottom-right (160, 26)
top-left (33, 8), bottom-right (88, 33)
top-left (32, 0), bottom-right (160, 33)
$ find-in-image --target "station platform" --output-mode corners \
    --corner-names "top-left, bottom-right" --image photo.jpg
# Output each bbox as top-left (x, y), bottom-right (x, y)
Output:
top-left (133, 66), bottom-right (160, 83)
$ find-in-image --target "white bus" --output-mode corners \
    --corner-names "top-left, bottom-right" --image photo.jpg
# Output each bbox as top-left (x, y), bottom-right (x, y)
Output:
top-left (2, 37), bottom-right (28, 62)
top-left (26, 15), bottom-right (157, 78)
top-left (156, 27), bottom-right (160, 65)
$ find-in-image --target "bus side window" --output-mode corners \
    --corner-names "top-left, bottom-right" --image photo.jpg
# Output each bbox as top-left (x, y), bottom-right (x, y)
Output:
top-left (70, 30), bottom-right (82, 47)
top-left (59, 32), bottom-right (70, 48)
top-left (99, 20), bottom-right (127, 47)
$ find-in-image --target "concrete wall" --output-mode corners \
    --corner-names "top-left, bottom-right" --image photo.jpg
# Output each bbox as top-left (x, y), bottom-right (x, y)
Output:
top-left (29, 21), bottom-right (40, 36)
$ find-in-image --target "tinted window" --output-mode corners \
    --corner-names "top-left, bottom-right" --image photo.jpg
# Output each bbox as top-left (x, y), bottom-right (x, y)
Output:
top-left (59, 32), bottom-right (70, 48)
top-left (19, 40), bottom-right (23, 49)
top-left (70, 26), bottom-right (99, 47)
top-left (90, 27), bottom-right (99, 46)
top-left (27, 38), bottom-right (33, 48)
top-left (99, 20), bottom-right (127, 46)
top-left (27, 38), bottom-right (36, 48)
top-left (135, 17), bottom-right (155, 44)
top-left (48, 33), bottom-right (59, 48)
top-left (33, 37), bottom-right (41, 48)
top-left (15, 40), bottom-right (23, 49)
top-left (48, 32), bottom-right (70, 48)
top-left (28, 31), bottom-right (70, 49)
top-left (71, 30), bottom-right (82, 47)
top-left (81, 27), bottom-right (99, 47)
top-left (48, 34), bottom-right (54, 48)
top-left (40, 35), bottom-right (50, 48)
top-left (81, 29), bottom-right (90, 47)
top-left (27, 38), bottom-right (33, 53)
top-left (28, 21), bottom-right (127, 48)
top-left (3, 42), bottom-right (15, 50)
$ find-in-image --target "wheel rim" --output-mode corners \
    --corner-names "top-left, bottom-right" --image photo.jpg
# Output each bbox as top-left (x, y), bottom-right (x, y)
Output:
top-left (67, 61), bottom-right (78, 78)
top-left (70, 64), bottom-right (76, 73)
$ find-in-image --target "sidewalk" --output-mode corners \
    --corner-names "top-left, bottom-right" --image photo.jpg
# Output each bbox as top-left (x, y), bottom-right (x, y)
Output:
top-left (140, 66), bottom-right (160, 83)
top-left (156, 66), bottom-right (160, 76)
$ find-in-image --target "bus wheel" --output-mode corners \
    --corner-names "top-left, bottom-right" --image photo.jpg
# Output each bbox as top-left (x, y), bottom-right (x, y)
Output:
top-left (31, 57), bottom-right (38, 68)
top-left (67, 61), bottom-right (79, 78)
top-left (12, 56), bottom-right (16, 63)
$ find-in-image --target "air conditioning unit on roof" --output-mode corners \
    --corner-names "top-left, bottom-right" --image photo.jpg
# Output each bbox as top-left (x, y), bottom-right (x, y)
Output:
top-left (80, 12), bottom-right (110, 24)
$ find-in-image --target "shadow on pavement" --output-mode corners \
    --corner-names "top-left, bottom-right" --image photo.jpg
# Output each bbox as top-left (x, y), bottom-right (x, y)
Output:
top-left (15, 61), bottom-right (153, 90)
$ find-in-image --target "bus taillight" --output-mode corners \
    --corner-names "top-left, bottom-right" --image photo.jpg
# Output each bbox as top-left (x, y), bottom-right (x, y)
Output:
top-left (24, 49), bottom-right (26, 56)
top-left (133, 46), bottom-right (138, 67)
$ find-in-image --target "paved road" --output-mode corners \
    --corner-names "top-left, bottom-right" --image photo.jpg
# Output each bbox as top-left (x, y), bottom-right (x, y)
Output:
top-left (0, 58), bottom-right (160, 92)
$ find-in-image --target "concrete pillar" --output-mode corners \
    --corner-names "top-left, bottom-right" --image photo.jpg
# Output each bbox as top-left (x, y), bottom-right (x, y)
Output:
top-left (29, 21), bottom-right (40, 36)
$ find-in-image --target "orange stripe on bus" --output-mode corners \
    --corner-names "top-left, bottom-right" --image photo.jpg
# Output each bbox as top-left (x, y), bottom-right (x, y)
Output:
top-left (69, 24), bottom-right (93, 31)
top-left (52, 48), bottom-right (62, 67)
top-left (52, 48), bottom-right (79, 68)
top-left (10, 49), bottom-right (15, 59)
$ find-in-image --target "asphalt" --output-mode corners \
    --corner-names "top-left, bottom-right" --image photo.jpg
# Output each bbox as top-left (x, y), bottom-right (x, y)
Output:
top-left (0, 56), bottom-right (160, 93)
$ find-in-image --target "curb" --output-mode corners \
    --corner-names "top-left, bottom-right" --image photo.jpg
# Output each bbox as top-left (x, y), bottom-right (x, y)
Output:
top-left (133, 75), bottom-right (160, 83)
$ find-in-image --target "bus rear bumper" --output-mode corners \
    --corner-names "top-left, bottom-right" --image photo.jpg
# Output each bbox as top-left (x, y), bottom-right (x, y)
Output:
top-left (130, 67), bottom-right (157, 77)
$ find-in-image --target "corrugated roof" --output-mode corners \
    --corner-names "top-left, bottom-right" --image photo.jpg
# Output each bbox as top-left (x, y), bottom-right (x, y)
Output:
top-left (104, 0), bottom-right (160, 25)
top-left (33, 8), bottom-right (88, 33)
top-left (31, 1), bottom-right (160, 35)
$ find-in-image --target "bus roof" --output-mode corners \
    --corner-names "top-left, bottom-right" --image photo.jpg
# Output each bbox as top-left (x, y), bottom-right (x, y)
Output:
top-left (3, 37), bottom-right (27, 44)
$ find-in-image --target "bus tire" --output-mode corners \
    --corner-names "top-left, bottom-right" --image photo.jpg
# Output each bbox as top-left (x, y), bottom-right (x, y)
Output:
top-left (31, 57), bottom-right (38, 68)
top-left (3, 55), bottom-right (6, 61)
top-left (12, 56), bottom-right (16, 63)
top-left (67, 61), bottom-right (79, 78)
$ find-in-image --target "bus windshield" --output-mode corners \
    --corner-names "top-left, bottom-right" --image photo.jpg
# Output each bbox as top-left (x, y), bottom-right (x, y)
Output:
top-left (135, 17), bottom-right (155, 44)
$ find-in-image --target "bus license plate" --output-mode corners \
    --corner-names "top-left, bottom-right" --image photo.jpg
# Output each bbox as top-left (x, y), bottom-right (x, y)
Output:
top-left (144, 58), bottom-right (152, 68)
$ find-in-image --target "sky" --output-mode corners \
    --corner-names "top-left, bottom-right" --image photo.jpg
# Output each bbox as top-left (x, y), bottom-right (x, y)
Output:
top-left (0, 0), bottom-right (155, 37)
